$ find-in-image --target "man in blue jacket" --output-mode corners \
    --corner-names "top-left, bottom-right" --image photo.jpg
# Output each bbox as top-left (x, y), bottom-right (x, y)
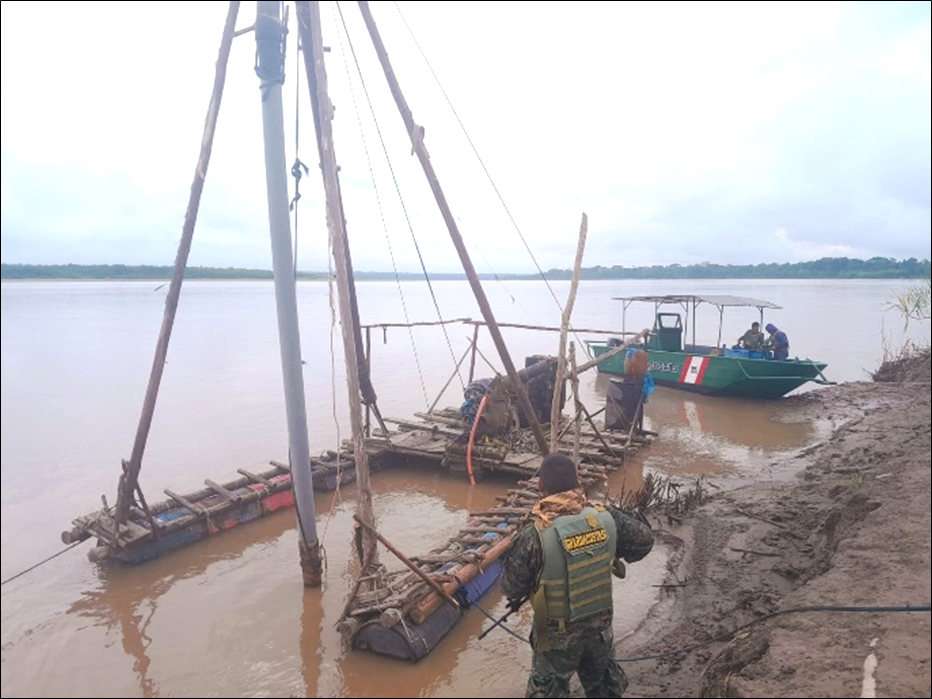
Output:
top-left (765, 323), bottom-right (790, 360)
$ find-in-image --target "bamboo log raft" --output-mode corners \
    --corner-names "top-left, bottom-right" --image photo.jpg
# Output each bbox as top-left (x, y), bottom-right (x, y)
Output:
top-left (62, 453), bottom-right (359, 564)
top-left (341, 402), bottom-right (654, 660)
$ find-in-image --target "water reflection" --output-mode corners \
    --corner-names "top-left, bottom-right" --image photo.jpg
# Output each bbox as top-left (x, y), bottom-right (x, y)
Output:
top-left (65, 508), bottom-right (298, 699)
top-left (592, 374), bottom-right (815, 477)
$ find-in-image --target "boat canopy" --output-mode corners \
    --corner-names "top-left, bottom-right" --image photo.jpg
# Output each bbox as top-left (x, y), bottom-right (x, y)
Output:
top-left (610, 294), bottom-right (782, 347)
top-left (610, 294), bottom-right (781, 310)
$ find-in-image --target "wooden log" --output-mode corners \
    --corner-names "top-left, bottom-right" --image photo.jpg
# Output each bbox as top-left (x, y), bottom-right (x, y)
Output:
top-left (358, 1), bottom-right (551, 456)
top-left (113, 1), bottom-right (241, 525)
top-left (570, 342), bottom-right (582, 463)
top-left (352, 514), bottom-right (460, 611)
top-left (408, 534), bottom-right (514, 625)
top-left (550, 214), bottom-right (587, 451)
top-left (459, 525), bottom-right (514, 534)
top-left (506, 488), bottom-right (542, 500)
top-left (462, 319), bottom-right (645, 337)
top-left (573, 329), bottom-right (650, 376)
top-left (164, 489), bottom-right (206, 515)
top-left (469, 508), bottom-right (530, 517)
top-left (205, 479), bottom-right (240, 502)
top-left (237, 468), bottom-right (273, 487)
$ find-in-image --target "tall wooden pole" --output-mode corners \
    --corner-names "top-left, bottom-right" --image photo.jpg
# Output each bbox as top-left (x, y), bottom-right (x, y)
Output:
top-left (357, 1), bottom-right (549, 455)
top-left (550, 214), bottom-right (587, 451)
top-left (467, 323), bottom-right (480, 384)
top-left (114, 2), bottom-right (241, 526)
top-left (298, 1), bottom-right (378, 567)
top-left (256, 0), bottom-right (322, 585)
top-left (569, 342), bottom-right (581, 464)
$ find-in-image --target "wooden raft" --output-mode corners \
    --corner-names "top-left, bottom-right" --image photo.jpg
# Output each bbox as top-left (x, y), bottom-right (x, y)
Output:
top-left (343, 407), bottom-right (653, 632)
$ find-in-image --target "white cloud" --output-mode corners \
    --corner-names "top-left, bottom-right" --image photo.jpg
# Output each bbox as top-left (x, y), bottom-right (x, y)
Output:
top-left (2, 1), bottom-right (929, 273)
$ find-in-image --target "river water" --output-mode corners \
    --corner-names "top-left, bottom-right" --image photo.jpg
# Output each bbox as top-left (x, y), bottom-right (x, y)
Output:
top-left (1, 277), bottom-right (927, 697)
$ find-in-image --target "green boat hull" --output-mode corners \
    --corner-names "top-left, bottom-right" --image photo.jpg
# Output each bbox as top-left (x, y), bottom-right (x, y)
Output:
top-left (589, 344), bottom-right (828, 399)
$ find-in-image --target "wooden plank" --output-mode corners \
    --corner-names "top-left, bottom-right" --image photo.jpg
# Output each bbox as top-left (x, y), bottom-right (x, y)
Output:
top-left (205, 479), bottom-right (241, 502)
top-left (269, 459), bottom-right (291, 472)
top-left (164, 489), bottom-right (206, 515)
top-left (459, 525), bottom-right (514, 534)
top-left (237, 468), bottom-right (273, 487)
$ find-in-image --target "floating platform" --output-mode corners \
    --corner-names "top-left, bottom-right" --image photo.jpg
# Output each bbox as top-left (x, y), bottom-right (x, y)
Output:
top-left (62, 453), bottom-right (361, 564)
top-left (342, 407), bottom-right (652, 661)
top-left (63, 398), bottom-right (654, 662)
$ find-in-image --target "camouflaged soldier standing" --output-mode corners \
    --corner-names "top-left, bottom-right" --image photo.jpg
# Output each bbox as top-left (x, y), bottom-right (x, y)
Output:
top-left (501, 454), bottom-right (654, 698)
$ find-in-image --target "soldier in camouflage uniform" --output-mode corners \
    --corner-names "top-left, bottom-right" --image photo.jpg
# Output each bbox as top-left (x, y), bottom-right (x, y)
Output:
top-left (501, 454), bottom-right (654, 698)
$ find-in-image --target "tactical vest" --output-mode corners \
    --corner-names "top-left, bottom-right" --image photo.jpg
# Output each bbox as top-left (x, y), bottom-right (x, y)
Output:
top-left (532, 506), bottom-right (617, 634)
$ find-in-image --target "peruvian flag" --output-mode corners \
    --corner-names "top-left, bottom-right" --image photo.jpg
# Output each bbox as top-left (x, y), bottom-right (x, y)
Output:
top-left (679, 356), bottom-right (710, 385)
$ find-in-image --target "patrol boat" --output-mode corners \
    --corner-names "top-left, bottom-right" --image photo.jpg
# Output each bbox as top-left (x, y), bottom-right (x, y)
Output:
top-left (586, 294), bottom-right (833, 399)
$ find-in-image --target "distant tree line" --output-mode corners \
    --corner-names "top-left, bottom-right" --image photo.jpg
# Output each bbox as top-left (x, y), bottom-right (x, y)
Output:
top-left (2, 257), bottom-right (929, 281)
top-left (542, 257), bottom-right (930, 280)
top-left (0, 263), bottom-right (323, 281)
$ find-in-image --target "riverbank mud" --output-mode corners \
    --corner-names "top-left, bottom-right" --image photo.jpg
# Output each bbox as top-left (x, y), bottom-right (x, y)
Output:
top-left (619, 350), bottom-right (930, 698)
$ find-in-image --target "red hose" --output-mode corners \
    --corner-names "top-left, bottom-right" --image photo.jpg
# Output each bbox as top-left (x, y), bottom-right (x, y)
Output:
top-left (466, 394), bottom-right (489, 486)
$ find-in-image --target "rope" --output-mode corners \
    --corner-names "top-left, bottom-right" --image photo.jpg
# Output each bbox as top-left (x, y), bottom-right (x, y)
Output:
top-left (392, 2), bottom-right (590, 357)
top-left (331, 1), bottom-right (429, 411)
top-left (1, 541), bottom-right (85, 586)
top-left (335, 1), bottom-right (465, 393)
top-left (291, 29), bottom-right (308, 278)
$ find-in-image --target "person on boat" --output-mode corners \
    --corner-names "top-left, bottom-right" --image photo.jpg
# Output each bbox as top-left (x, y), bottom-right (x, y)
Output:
top-left (735, 321), bottom-right (765, 351)
top-left (501, 453), bottom-right (654, 698)
top-left (765, 323), bottom-right (790, 360)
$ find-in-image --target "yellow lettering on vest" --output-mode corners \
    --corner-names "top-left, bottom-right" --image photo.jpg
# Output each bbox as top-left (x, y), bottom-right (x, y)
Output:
top-left (563, 527), bottom-right (608, 552)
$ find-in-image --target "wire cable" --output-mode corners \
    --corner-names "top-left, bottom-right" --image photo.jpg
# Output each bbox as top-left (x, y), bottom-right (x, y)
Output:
top-left (613, 603), bottom-right (932, 663)
top-left (331, 1), bottom-right (430, 411)
top-left (336, 1), bottom-right (465, 393)
top-left (1, 542), bottom-right (85, 587)
top-left (392, 1), bottom-right (590, 355)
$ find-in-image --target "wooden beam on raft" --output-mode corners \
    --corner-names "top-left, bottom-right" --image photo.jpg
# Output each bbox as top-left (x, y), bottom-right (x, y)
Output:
top-left (353, 514), bottom-right (460, 612)
top-left (164, 489), bottom-right (206, 516)
top-left (550, 214), bottom-right (587, 452)
top-left (462, 320), bottom-right (644, 336)
top-left (573, 330), bottom-right (650, 376)
top-left (408, 534), bottom-right (514, 625)
top-left (357, 1), bottom-right (550, 457)
top-left (113, 1), bottom-right (241, 526)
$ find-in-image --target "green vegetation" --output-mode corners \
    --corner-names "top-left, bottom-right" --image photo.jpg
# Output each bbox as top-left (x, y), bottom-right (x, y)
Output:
top-left (2, 257), bottom-right (929, 281)
top-left (543, 257), bottom-right (930, 280)
top-left (887, 277), bottom-right (932, 331)
top-left (0, 263), bottom-right (324, 281)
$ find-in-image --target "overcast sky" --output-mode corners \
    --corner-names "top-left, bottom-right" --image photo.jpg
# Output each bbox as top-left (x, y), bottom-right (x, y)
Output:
top-left (1, 1), bottom-right (929, 274)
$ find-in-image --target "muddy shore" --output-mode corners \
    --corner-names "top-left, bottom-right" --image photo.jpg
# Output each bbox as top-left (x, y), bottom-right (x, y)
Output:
top-left (618, 355), bottom-right (931, 698)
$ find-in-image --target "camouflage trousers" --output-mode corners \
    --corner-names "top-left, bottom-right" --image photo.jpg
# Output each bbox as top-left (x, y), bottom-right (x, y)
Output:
top-left (525, 625), bottom-right (629, 698)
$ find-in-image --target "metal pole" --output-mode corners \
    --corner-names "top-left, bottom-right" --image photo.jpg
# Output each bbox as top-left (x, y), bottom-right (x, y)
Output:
top-left (114, 2), bottom-right (240, 526)
top-left (256, 0), bottom-right (321, 585)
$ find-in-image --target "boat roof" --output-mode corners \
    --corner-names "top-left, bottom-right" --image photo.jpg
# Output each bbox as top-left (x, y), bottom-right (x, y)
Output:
top-left (611, 294), bottom-right (782, 310)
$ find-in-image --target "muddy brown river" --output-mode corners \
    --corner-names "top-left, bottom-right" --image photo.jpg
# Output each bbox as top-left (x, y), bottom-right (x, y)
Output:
top-left (2, 278), bottom-right (923, 696)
